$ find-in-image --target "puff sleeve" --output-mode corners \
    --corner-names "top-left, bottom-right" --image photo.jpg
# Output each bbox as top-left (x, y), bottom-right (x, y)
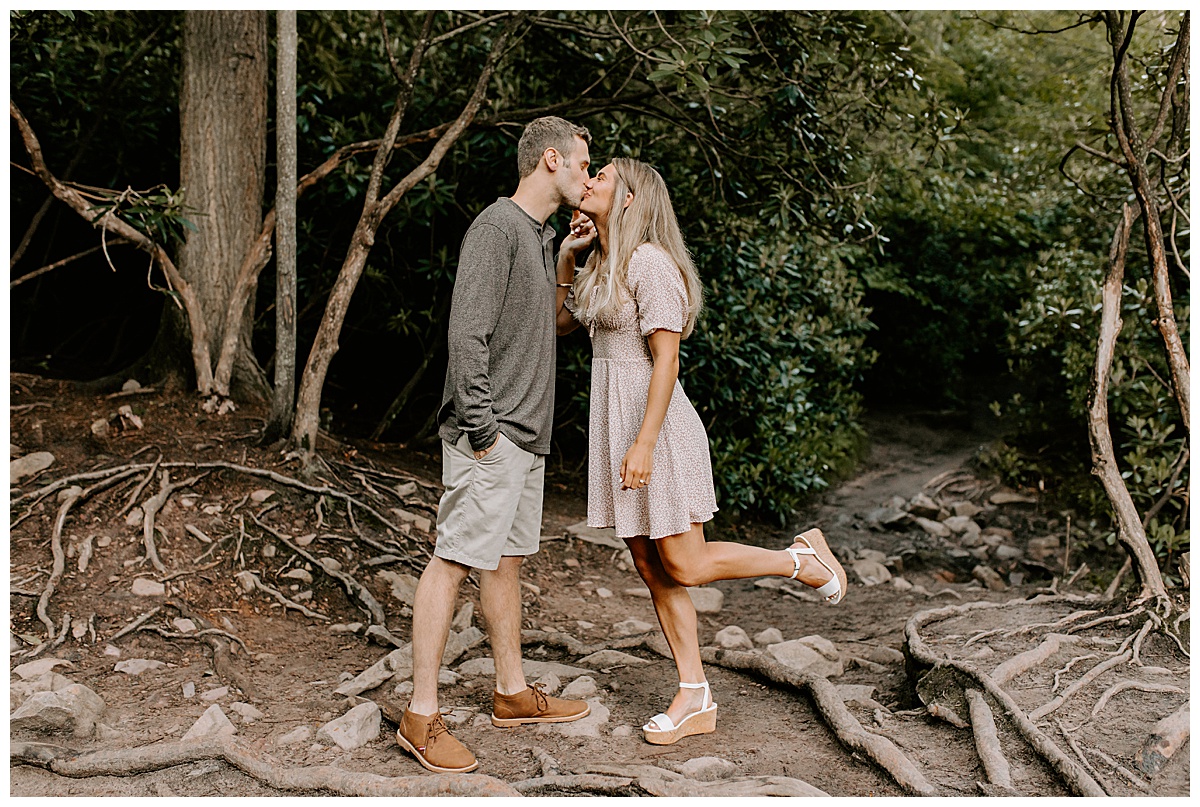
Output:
top-left (628, 244), bottom-right (687, 337)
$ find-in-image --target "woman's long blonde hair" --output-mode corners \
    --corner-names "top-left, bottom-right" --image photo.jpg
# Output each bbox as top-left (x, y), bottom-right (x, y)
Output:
top-left (573, 158), bottom-right (703, 338)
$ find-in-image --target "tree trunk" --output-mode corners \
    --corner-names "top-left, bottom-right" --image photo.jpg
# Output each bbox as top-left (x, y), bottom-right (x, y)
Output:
top-left (289, 13), bottom-right (522, 459)
top-left (264, 10), bottom-right (299, 443)
top-left (161, 10), bottom-right (271, 402)
top-left (1087, 205), bottom-right (1169, 603)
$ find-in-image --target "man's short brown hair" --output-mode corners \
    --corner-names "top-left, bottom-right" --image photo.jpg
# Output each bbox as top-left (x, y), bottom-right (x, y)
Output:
top-left (517, 116), bottom-right (591, 178)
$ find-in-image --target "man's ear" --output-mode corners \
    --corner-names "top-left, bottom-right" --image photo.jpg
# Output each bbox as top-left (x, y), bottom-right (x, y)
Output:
top-left (544, 147), bottom-right (560, 172)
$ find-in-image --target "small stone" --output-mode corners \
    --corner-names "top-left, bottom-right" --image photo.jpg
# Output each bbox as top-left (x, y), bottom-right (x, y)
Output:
top-left (560, 675), bottom-right (599, 700)
top-left (114, 658), bottom-right (165, 676)
top-left (104, 645), bottom-right (121, 658)
top-left (576, 649), bottom-right (651, 668)
top-left (674, 756), bottom-right (738, 782)
top-left (990, 491), bottom-right (1036, 505)
top-left (172, 618), bottom-right (198, 634)
top-left (623, 587), bottom-right (652, 598)
top-left (96, 535), bottom-right (112, 548)
top-left (377, 570), bottom-right (419, 606)
top-left (277, 726), bottom-right (312, 746)
top-left (994, 545), bottom-right (1024, 561)
top-left (713, 626), bottom-right (754, 650)
top-left (201, 686), bottom-right (229, 702)
top-left (393, 680), bottom-right (414, 697)
top-left (982, 526), bottom-right (1014, 544)
top-left (328, 623), bottom-right (363, 634)
top-left (443, 627), bottom-right (485, 666)
top-left (182, 705), bottom-right (236, 741)
top-left (11, 451), bottom-right (55, 483)
top-left (1027, 536), bottom-right (1061, 561)
top-left (577, 621), bottom-right (595, 630)
top-left (612, 618), bottom-right (654, 637)
top-left (282, 568), bottom-right (313, 585)
top-left (389, 508), bottom-right (432, 533)
top-left (754, 627), bottom-right (785, 645)
top-left (852, 559), bottom-right (892, 586)
top-left (71, 618), bottom-right (88, 639)
top-left (131, 578), bottom-right (166, 597)
top-left (767, 640), bottom-right (842, 678)
top-left (857, 548), bottom-right (889, 564)
top-left (596, 587), bottom-right (614, 599)
top-left (230, 702), bottom-right (265, 723)
top-left (951, 501), bottom-right (984, 518)
top-left (865, 506), bottom-right (908, 527)
top-left (394, 481), bottom-right (418, 498)
top-left (867, 646), bottom-right (905, 665)
top-left (913, 517), bottom-right (952, 538)
top-left (261, 544), bottom-right (276, 558)
top-left (443, 707), bottom-right (475, 726)
top-left (906, 493), bottom-right (941, 519)
top-left (444, 602), bottom-right (472, 634)
top-left (125, 508), bottom-right (144, 527)
top-left (438, 668), bottom-right (461, 686)
top-left (318, 557), bottom-right (342, 573)
top-left (317, 702), bottom-right (381, 751)
top-left (234, 571), bottom-right (256, 593)
top-left (796, 635), bottom-right (840, 661)
top-left (891, 576), bottom-right (913, 591)
top-left (687, 587), bottom-right (724, 614)
top-left (972, 565), bottom-right (1008, 592)
top-left (837, 684), bottom-right (878, 702)
top-left (564, 558), bottom-right (581, 569)
top-left (533, 672), bottom-right (562, 695)
top-left (565, 521), bottom-right (624, 549)
top-left (183, 682), bottom-right (196, 699)
top-left (121, 379), bottom-right (142, 392)
top-left (523, 581), bottom-right (541, 595)
top-left (942, 516), bottom-right (977, 534)
top-left (553, 698), bottom-right (609, 738)
top-left (250, 489), bottom-right (275, 503)
top-left (14, 658), bottom-right (74, 680)
top-left (58, 486), bottom-right (84, 503)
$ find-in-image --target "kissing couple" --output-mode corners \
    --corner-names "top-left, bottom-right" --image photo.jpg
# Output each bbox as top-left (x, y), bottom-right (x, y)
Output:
top-left (395, 116), bottom-right (848, 773)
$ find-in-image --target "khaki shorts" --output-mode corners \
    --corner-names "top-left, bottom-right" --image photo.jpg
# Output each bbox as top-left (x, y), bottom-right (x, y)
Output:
top-left (434, 432), bottom-right (545, 571)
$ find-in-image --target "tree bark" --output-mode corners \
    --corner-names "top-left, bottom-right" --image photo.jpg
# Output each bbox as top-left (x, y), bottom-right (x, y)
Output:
top-left (290, 12), bottom-right (523, 458)
top-left (1087, 204), bottom-right (1169, 602)
top-left (168, 10), bottom-right (271, 402)
top-left (264, 10), bottom-right (299, 442)
top-left (1105, 11), bottom-right (1191, 434)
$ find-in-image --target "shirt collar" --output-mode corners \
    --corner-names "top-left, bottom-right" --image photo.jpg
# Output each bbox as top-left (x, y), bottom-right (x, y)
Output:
top-left (500, 197), bottom-right (556, 241)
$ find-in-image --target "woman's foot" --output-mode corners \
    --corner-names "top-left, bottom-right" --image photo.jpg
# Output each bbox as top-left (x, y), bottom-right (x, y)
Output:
top-left (643, 681), bottom-right (717, 745)
top-left (786, 528), bottom-right (847, 604)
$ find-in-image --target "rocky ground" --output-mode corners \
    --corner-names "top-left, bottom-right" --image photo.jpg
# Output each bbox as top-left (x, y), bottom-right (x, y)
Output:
top-left (8, 376), bottom-right (1191, 796)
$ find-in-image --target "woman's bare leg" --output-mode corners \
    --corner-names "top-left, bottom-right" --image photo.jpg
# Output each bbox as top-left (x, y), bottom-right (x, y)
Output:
top-left (624, 535), bottom-right (709, 726)
top-left (654, 523), bottom-right (835, 589)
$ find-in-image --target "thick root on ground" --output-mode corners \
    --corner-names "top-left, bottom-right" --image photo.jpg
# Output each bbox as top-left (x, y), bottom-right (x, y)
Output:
top-left (11, 737), bottom-right (519, 797)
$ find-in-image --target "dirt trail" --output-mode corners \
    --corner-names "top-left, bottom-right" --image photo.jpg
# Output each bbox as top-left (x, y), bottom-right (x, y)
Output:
top-left (9, 385), bottom-right (1189, 796)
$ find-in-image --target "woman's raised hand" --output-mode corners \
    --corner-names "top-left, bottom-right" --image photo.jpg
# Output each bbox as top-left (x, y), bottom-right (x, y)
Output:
top-left (561, 211), bottom-right (597, 258)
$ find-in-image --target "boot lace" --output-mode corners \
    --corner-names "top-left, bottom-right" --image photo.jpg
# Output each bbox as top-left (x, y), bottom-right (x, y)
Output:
top-left (530, 682), bottom-right (549, 712)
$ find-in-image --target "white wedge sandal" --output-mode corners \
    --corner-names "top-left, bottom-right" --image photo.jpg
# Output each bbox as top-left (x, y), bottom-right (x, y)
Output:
top-left (642, 681), bottom-right (718, 745)
top-left (786, 528), bottom-right (847, 604)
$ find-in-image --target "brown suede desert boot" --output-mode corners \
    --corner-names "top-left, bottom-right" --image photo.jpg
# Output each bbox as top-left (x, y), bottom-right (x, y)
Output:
top-left (396, 709), bottom-right (478, 773)
top-left (491, 683), bottom-right (591, 727)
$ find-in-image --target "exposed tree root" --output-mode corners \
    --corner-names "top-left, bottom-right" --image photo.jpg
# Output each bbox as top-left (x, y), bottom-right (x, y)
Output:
top-left (1028, 620), bottom-right (1151, 722)
top-left (109, 607), bottom-right (163, 642)
top-left (1137, 702), bottom-right (1190, 776)
top-left (905, 600), bottom-right (1108, 797)
top-left (965, 688), bottom-right (1012, 790)
top-left (991, 633), bottom-right (1074, 685)
top-left (1088, 745), bottom-right (1148, 791)
top-left (141, 470), bottom-right (209, 572)
top-left (10, 737), bottom-right (519, 796)
top-left (234, 570), bottom-right (330, 621)
top-left (698, 647), bottom-right (937, 796)
top-left (163, 600), bottom-right (257, 701)
top-left (1072, 680), bottom-right (1185, 732)
top-left (1052, 654), bottom-right (1100, 692)
top-left (512, 773), bottom-right (635, 795)
top-left (119, 453), bottom-right (161, 518)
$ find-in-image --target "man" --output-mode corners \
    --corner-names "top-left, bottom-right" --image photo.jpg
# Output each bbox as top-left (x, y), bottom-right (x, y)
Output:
top-left (396, 117), bottom-right (593, 774)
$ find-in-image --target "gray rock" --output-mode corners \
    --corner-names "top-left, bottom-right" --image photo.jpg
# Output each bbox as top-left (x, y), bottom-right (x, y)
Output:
top-left (438, 668), bottom-right (461, 686)
top-left (613, 618), bottom-right (655, 637)
top-left (796, 635), bottom-right (840, 662)
top-left (951, 501), bottom-right (984, 518)
top-left (335, 645), bottom-right (413, 696)
top-left (181, 705), bottom-right (236, 741)
top-left (865, 506), bottom-right (908, 527)
top-left (377, 570), bottom-right (419, 605)
top-left (533, 671), bottom-right (562, 695)
top-left (687, 587), bottom-right (724, 614)
top-left (457, 658), bottom-right (593, 679)
top-left (552, 698), bottom-right (609, 738)
top-left (673, 756), bottom-right (739, 781)
top-left (393, 680), bottom-right (414, 697)
top-left (394, 481), bottom-right (418, 498)
top-left (767, 640), bottom-right (842, 678)
top-left (1027, 536), bottom-right (1061, 560)
top-left (754, 627), bottom-right (785, 646)
top-left (972, 565), bottom-right (1008, 592)
top-left (960, 528), bottom-right (985, 548)
top-left (942, 516), bottom-right (977, 534)
top-left (10, 671), bottom-right (74, 711)
top-left (131, 578), bottom-right (166, 597)
top-left (561, 675), bottom-right (599, 700)
top-left (913, 517), bottom-right (951, 538)
top-left (566, 521), bottom-right (624, 549)
top-left (990, 491), bottom-right (1036, 505)
top-left (623, 586), bottom-right (652, 598)
top-left (282, 568), bottom-right (313, 585)
top-left (836, 684), bottom-right (877, 702)
top-left (451, 601), bottom-right (474, 632)
top-left (390, 507), bottom-right (433, 533)
top-left (867, 646), bottom-right (905, 665)
top-left (121, 379), bottom-right (142, 392)
top-left (328, 623), bottom-right (364, 634)
top-left (11, 451), bottom-right (55, 483)
top-left (596, 587), bottom-right (614, 599)
top-left (11, 684), bottom-right (106, 737)
top-left (906, 493), bottom-right (941, 519)
top-left (857, 549), bottom-right (889, 564)
top-left (13, 658), bottom-right (73, 680)
top-left (230, 702), bottom-right (265, 723)
top-left (576, 649), bottom-right (651, 668)
top-left (172, 618), bottom-right (197, 633)
top-left (852, 559), bottom-right (891, 586)
top-left (891, 576), bottom-right (914, 591)
top-left (317, 702), bottom-right (381, 750)
top-left (277, 726), bottom-right (312, 746)
top-left (994, 545), bottom-right (1024, 561)
top-left (114, 658), bottom-right (165, 676)
top-left (318, 557), bottom-right (342, 574)
top-left (443, 707), bottom-right (476, 727)
top-left (714, 626), bottom-right (754, 650)
top-left (183, 682), bottom-right (196, 699)
top-left (443, 627), bottom-right (485, 666)
top-left (201, 686), bottom-right (229, 701)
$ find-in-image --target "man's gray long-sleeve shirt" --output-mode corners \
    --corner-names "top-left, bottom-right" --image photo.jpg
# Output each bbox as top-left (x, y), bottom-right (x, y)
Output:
top-left (437, 198), bottom-right (558, 455)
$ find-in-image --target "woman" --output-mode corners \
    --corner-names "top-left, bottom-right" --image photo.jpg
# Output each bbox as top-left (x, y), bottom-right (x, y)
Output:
top-left (556, 157), bottom-right (848, 745)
